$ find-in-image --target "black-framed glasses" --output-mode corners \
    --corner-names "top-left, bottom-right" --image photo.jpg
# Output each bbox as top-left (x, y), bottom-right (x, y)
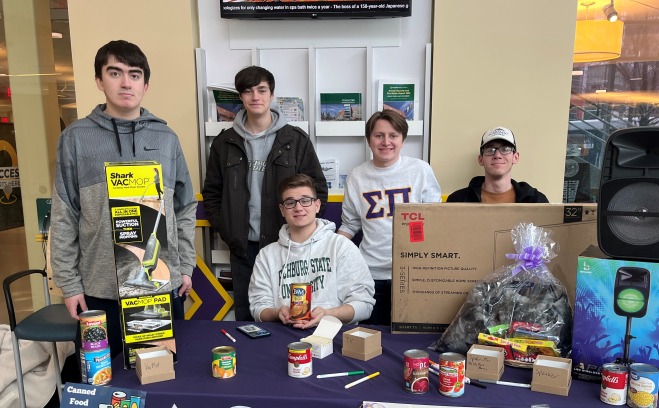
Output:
top-left (481, 146), bottom-right (515, 156)
top-left (281, 197), bottom-right (317, 209)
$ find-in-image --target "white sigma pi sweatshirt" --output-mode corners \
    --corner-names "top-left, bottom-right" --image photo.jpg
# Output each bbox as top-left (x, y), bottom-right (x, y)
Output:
top-left (249, 218), bottom-right (375, 323)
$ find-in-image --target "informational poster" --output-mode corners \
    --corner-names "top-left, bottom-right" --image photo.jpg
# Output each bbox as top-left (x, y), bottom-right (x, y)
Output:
top-left (0, 123), bottom-right (23, 231)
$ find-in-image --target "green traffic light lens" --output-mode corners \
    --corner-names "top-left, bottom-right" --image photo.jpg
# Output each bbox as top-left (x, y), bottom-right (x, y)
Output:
top-left (617, 288), bottom-right (646, 314)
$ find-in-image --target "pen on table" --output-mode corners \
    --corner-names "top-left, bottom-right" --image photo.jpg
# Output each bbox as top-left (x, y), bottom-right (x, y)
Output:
top-left (466, 378), bottom-right (488, 389)
top-left (221, 329), bottom-right (236, 343)
top-left (317, 370), bottom-right (365, 379)
top-left (344, 372), bottom-right (380, 389)
top-left (479, 379), bottom-right (531, 388)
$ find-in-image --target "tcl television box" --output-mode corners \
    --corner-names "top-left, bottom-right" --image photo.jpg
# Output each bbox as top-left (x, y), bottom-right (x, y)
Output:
top-left (105, 162), bottom-right (177, 368)
top-left (572, 246), bottom-right (659, 382)
top-left (391, 203), bottom-right (597, 334)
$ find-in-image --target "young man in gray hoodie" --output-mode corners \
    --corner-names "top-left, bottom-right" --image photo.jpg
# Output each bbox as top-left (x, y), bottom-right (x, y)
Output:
top-left (203, 66), bottom-right (327, 321)
top-left (50, 40), bottom-right (197, 357)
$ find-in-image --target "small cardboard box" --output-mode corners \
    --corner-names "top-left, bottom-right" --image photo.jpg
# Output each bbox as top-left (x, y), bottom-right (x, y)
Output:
top-left (531, 355), bottom-right (572, 396)
top-left (136, 346), bottom-right (175, 385)
top-left (466, 344), bottom-right (504, 381)
top-left (342, 327), bottom-right (382, 361)
top-left (300, 316), bottom-right (342, 359)
top-left (572, 246), bottom-right (659, 382)
top-left (392, 203), bottom-right (597, 333)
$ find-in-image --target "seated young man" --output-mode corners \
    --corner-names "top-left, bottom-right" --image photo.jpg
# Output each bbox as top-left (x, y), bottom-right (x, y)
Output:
top-left (248, 174), bottom-right (375, 329)
top-left (447, 126), bottom-right (548, 203)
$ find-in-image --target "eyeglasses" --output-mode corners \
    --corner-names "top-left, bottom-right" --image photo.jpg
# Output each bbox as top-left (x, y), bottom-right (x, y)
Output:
top-left (481, 146), bottom-right (515, 156)
top-left (281, 197), bottom-right (317, 209)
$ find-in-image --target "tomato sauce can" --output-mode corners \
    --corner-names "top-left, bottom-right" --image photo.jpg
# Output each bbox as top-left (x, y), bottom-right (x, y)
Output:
top-left (212, 346), bottom-right (236, 378)
top-left (81, 348), bottom-right (112, 385)
top-left (403, 349), bottom-right (430, 393)
top-left (290, 283), bottom-right (312, 320)
top-left (79, 310), bottom-right (108, 352)
top-left (288, 342), bottom-right (312, 378)
top-left (439, 352), bottom-right (466, 397)
top-left (601, 363), bottom-right (628, 405)
top-left (628, 363), bottom-right (659, 408)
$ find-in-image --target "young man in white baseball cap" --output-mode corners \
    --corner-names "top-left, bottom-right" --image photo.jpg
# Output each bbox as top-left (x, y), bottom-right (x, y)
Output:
top-left (446, 126), bottom-right (548, 203)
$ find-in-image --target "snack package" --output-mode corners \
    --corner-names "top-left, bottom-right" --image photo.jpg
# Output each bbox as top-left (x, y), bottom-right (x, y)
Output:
top-left (430, 223), bottom-right (573, 367)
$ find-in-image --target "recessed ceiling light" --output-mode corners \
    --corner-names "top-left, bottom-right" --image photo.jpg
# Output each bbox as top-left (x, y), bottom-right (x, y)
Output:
top-left (51, 32), bottom-right (63, 39)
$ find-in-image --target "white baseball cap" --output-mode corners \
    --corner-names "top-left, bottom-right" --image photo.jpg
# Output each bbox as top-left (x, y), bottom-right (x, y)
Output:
top-left (481, 126), bottom-right (516, 149)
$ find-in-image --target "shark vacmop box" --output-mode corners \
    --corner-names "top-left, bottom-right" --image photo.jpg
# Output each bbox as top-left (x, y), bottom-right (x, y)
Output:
top-left (105, 161), bottom-right (176, 369)
top-left (572, 245), bottom-right (659, 382)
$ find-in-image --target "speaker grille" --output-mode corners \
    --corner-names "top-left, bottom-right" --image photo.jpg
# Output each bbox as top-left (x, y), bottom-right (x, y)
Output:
top-left (608, 182), bottom-right (659, 246)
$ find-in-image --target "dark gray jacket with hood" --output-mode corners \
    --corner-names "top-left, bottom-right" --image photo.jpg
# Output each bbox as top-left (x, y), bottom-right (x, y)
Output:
top-left (51, 104), bottom-right (197, 300)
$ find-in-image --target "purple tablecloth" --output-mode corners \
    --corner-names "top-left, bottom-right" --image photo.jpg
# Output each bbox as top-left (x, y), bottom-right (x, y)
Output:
top-left (110, 320), bottom-right (600, 408)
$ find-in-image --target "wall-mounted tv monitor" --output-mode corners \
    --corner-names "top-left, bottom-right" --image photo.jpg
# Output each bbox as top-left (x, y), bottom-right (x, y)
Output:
top-left (220, 1), bottom-right (412, 20)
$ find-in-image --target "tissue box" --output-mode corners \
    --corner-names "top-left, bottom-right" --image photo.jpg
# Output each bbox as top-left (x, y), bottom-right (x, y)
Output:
top-left (300, 316), bottom-right (342, 359)
top-left (466, 344), bottom-right (504, 381)
top-left (136, 346), bottom-right (175, 385)
top-left (531, 355), bottom-right (572, 396)
top-left (342, 327), bottom-right (382, 361)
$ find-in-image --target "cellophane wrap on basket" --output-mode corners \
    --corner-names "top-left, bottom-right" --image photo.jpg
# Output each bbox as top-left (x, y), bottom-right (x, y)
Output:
top-left (429, 223), bottom-right (573, 368)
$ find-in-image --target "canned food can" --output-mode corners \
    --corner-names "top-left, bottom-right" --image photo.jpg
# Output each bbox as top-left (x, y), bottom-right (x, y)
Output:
top-left (290, 283), bottom-right (312, 320)
top-left (403, 349), bottom-right (429, 393)
top-left (111, 391), bottom-right (127, 407)
top-left (439, 352), bottom-right (466, 397)
top-left (79, 310), bottom-right (109, 352)
top-left (601, 363), bottom-right (628, 405)
top-left (212, 346), bottom-right (236, 378)
top-left (288, 341), bottom-right (313, 378)
top-left (81, 348), bottom-right (112, 385)
top-left (628, 363), bottom-right (659, 408)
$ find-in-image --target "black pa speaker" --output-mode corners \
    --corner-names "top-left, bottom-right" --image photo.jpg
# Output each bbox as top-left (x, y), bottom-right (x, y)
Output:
top-left (598, 127), bottom-right (659, 261)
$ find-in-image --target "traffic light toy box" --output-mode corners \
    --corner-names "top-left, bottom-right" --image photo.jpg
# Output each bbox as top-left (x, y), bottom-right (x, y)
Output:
top-left (572, 245), bottom-right (659, 382)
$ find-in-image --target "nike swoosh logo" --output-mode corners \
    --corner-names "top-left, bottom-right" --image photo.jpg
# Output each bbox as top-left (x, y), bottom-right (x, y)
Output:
top-left (143, 146), bottom-right (159, 151)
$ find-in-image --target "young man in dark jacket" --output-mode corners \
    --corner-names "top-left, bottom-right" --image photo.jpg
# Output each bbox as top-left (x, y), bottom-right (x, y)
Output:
top-left (447, 126), bottom-right (549, 203)
top-left (203, 66), bottom-right (327, 321)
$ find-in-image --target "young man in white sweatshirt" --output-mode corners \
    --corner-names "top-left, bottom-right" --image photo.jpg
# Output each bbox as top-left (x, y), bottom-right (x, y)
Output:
top-left (248, 174), bottom-right (375, 329)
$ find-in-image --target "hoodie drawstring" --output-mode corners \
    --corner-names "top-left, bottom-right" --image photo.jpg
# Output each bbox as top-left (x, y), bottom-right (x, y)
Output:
top-left (111, 118), bottom-right (122, 157)
top-left (131, 121), bottom-right (136, 157)
top-left (111, 119), bottom-right (137, 157)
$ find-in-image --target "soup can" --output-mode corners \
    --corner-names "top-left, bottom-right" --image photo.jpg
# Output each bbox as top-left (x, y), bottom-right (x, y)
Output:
top-left (403, 349), bottom-right (430, 393)
top-left (212, 346), bottom-right (236, 378)
top-left (288, 342), bottom-right (312, 378)
top-left (79, 310), bottom-right (108, 352)
top-left (439, 352), bottom-right (465, 397)
top-left (601, 363), bottom-right (628, 405)
top-left (628, 363), bottom-right (659, 408)
top-left (81, 348), bottom-right (112, 385)
top-left (290, 283), bottom-right (312, 320)
top-left (111, 391), bottom-right (127, 407)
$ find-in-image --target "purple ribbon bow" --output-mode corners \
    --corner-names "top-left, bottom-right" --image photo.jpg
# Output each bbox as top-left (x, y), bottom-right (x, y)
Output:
top-left (506, 246), bottom-right (545, 276)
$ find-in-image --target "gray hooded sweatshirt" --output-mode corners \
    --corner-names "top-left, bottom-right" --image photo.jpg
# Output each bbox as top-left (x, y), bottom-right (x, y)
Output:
top-left (50, 104), bottom-right (197, 300)
top-left (231, 108), bottom-right (287, 241)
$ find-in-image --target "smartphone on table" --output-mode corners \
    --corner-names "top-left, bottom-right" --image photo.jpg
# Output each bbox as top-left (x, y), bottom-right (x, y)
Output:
top-left (237, 324), bottom-right (271, 339)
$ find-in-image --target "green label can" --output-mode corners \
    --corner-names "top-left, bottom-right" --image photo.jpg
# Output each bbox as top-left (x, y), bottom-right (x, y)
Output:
top-left (212, 346), bottom-right (236, 378)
